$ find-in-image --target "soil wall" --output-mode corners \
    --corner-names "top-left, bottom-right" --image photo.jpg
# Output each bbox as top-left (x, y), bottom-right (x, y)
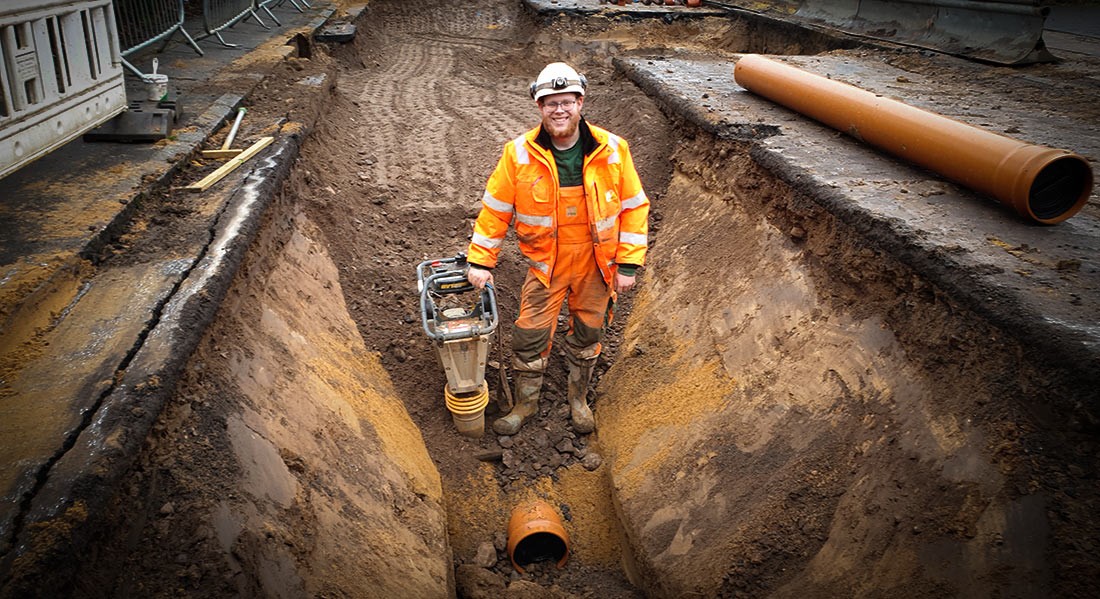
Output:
top-left (76, 193), bottom-right (454, 598)
top-left (596, 134), bottom-right (1098, 598)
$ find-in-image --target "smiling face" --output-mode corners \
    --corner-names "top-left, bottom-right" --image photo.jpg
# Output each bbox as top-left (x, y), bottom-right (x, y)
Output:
top-left (538, 91), bottom-right (584, 144)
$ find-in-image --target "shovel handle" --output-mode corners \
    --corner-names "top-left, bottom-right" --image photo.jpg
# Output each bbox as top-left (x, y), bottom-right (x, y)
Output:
top-left (221, 108), bottom-right (246, 150)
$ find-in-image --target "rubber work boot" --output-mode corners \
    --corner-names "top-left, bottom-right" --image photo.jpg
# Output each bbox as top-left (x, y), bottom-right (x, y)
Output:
top-left (566, 350), bottom-right (598, 434)
top-left (493, 356), bottom-right (547, 435)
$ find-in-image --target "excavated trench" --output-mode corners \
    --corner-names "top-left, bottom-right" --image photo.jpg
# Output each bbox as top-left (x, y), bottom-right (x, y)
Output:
top-left (42, 0), bottom-right (1097, 597)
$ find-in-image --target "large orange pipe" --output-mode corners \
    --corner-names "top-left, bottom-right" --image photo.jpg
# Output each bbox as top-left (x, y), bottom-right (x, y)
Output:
top-left (733, 54), bottom-right (1093, 224)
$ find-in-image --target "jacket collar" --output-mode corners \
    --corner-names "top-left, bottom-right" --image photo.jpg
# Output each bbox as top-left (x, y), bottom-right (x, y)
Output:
top-left (532, 117), bottom-right (600, 157)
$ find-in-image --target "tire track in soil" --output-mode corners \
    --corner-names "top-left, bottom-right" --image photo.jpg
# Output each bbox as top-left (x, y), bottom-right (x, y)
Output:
top-left (348, 14), bottom-right (530, 207)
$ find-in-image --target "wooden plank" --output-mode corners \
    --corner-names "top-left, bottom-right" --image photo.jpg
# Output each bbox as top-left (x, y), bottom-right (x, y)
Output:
top-left (200, 149), bottom-right (244, 159)
top-left (186, 137), bottom-right (274, 192)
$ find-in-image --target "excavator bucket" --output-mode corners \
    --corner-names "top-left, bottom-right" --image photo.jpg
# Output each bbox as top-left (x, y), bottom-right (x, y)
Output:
top-left (795, 0), bottom-right (1055, 65)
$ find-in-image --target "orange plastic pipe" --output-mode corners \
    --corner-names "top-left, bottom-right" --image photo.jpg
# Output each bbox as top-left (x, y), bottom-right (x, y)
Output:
top-left (733, 54), bottom-right (1093, 224)
top-left (507, 499), bottom-right (570, 573)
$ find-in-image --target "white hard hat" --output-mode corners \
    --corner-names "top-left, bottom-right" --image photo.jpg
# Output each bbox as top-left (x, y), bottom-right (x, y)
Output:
top-left (529, 62), bottom-right (587, 101)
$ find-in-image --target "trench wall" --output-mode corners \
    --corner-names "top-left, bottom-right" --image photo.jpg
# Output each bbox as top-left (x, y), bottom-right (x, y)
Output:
top-left (68, 193), bottom-right (455, 598)
top-left (596, 135), bottom-right (1098, 598)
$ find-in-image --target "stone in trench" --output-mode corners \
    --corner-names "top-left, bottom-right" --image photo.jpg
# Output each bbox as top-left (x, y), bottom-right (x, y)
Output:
top-left (498, 435), bottom-right (514, 449)
top-left (502, 449), bottom-right (517, 468)
top-left (581, 452), bottom-right (603, 471)
top-left (474, 541), bottom-right (497, 568)
top-left (547, 452), bottom-right (564, 469)
top-left (493, 531), bottom-right (508, 552)
top-left (555, 439), bottom-right (575, 455)
top-left (455, 564), bottom-right (506, 599)
top-left (533, 430), bottom-right (551, 449)
top-left (548, 426), bottom-right (564, 446)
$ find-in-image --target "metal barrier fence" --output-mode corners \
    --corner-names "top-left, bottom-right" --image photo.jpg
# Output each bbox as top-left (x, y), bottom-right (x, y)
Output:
top-left (0, 0), bottom-right (127, 179)
top-left (202, 0), bottom-right (277, 47)
top-left (0, 0), bottom-right (315, 179)
top-left (258, 0), bottom-right (313, 15)
top-left (115, 0), bottom-right (311, 65)
top-left (113, 0), bottom-right (201, 78)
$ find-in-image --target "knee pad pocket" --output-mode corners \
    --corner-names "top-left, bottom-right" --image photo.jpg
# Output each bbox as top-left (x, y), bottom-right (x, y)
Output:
top-left (566, 318), bottom-right (602, 355)
top-left (513, 326), bottom-right (551, 363)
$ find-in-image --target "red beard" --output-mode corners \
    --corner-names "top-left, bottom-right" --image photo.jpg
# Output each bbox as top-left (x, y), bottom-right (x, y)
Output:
top-left (542, 110), bottom-right (580, 140)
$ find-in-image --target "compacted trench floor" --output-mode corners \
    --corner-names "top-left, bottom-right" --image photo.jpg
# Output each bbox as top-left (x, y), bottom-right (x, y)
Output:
top-left (286, 0), bottom-right (689, 594)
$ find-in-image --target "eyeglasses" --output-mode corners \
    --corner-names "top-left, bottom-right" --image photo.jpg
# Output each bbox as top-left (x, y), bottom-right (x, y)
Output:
top-left (542, 99), bottom-right (577, 111)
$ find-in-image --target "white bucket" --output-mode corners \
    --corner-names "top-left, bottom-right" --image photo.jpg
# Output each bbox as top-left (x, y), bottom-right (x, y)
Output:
top-left (146, 74), bottom-right (168, 101)
top-left (146, 58), bottom-right (168, 102)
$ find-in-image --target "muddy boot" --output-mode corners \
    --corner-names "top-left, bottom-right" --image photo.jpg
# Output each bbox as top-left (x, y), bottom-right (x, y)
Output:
top-left (566, 350), bottom-right (598, 434)
top-left (493, 356), bottom-right (546, 435)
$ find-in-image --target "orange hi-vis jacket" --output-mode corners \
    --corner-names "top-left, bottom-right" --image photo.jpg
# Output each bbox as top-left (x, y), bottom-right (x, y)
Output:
top-left (467, 119), bottom-right (649, 288)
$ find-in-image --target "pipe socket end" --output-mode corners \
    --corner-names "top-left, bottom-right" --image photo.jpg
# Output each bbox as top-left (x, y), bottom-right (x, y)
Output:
top-left (1024, 154), bottom-right (1093, 224)
top-left (507, 500), bottom-right (570, 573)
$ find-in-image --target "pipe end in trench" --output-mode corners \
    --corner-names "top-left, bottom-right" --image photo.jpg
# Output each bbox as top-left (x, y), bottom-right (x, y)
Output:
top-left (507, 499), bottom-right (570, 573)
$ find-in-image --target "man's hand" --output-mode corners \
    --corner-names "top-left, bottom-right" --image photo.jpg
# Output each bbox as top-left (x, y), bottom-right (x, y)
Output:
top-left (467, 267), bottom-right (494, 289)
top-left (613, 272), bottom-right (636, 295)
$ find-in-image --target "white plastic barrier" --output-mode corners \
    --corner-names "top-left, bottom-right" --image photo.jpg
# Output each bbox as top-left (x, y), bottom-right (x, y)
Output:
top-left (0, 0), bottom-right (127, 180)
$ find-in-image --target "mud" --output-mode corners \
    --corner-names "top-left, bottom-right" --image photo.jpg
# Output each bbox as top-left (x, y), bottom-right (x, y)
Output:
top-left (5, 0), bottom-right (1097, 597)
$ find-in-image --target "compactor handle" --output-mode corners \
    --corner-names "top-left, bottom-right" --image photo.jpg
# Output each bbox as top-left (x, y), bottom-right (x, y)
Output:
top-left (481, 283), bottom-right (500, 335)
top-left (419, 270), bottom-right (499, 342)
top-left (416, 254), bottom-right (475, 295)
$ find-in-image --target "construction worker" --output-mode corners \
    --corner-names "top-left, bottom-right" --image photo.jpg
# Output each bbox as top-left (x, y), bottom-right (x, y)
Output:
top-left (465, 62), bottom-right (649, 436)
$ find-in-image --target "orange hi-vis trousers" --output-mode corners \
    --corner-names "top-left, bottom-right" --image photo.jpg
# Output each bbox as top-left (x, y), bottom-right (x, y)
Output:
top-left (513, 185), bottom-right (612, 363)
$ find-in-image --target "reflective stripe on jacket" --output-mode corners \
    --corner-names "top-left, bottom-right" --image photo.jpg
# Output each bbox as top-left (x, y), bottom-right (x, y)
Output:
top-left (467, 119), bottom-right (649, 287)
